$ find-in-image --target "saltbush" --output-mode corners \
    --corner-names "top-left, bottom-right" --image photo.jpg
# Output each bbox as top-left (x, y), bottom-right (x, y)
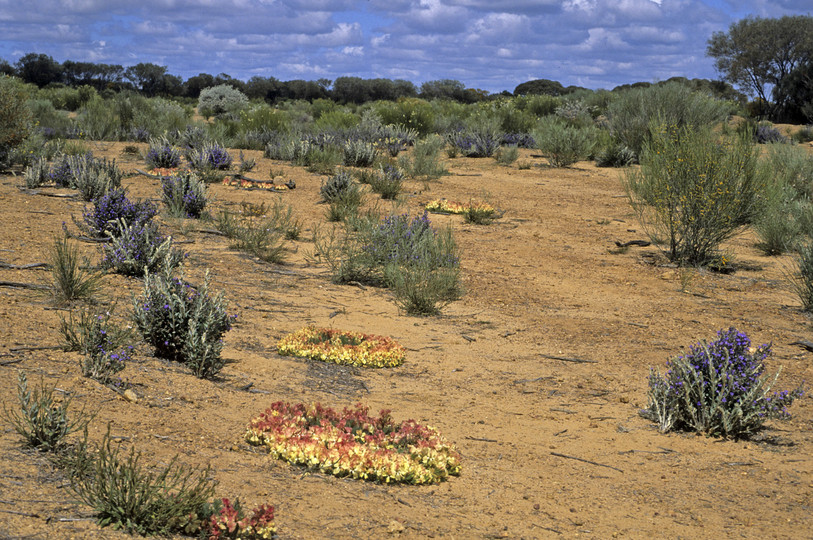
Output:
top-left (132, 267), bottom-right (234, 378)
top-left (342, 139), bottom-right (378, 167)
top-left (320, 169), bottom-right (355, 203)
top-left (642, 328), bottom-right (803, 438)
top-left (198, 84), bottom-right (248, 118)
top-left (533, 117), bottom-right (595, 167)
top-left (624, 125), bottom-right (762, 266)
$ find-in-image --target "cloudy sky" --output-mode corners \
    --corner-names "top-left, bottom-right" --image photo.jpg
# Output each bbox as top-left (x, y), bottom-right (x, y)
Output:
top-left (0, 0), bottom-right (810, 93)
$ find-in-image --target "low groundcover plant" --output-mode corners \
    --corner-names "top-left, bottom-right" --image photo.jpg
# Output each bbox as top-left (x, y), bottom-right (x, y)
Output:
top-left (641, 327), bottom-right (804, 438)
top-left (246, 402), bottom-right (461, 484)
top-left (276, 326), bottom-right (406, 368)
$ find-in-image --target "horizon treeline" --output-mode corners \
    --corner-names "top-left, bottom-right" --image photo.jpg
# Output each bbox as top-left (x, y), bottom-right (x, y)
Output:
top-left (1, 52), bottom-right (744, 106)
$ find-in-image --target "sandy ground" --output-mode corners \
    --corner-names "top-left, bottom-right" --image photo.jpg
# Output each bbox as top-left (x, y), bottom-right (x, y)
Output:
top-left (0, 142), bottom-right (810, 539)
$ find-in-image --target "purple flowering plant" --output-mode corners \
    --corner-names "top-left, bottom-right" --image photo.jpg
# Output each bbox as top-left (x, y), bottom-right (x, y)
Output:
top-left (643, 328), bottom-right (804, 438)
top-left (80, 189), bottom-right (157, 238)
top-left (161, 172), bottom-right (207, 219)
top-left (145, 137), bottom-right (182, 169)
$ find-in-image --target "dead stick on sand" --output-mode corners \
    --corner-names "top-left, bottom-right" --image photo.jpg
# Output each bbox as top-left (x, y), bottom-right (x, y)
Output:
top-left (541, 354), bottom-right (597, 364)
top-left (550, 451), bottom-right (624, 473)
top-left (0, 281), bottom-right (51, 290)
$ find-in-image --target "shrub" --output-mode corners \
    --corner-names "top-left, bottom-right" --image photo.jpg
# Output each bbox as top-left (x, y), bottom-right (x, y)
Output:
top-left (69, 427), bottom-right (216, 536)
top-left (186, 141), bottom-right (232, 171)
top-left (606, 82), bottom-right (731, 159)
top-left (69, 154), bottom-right (124, 201)
top-left (753, 124), bottom-right (788, 144)
top-left (61, 307), bottom-right (133, 357)
top-left (101, 220), bottom-right (184, 277)
top-left (81, 188), bottom-right (157, 239)
top-left (24, 157), bottom-right (50, 188)
top-left (533, 117), bottom-right (595, 167)
top-left (624, 125), bottom-right (762, 266)
top-left (495, 145), bottom-right (519, 166)
top-left (368, 165), bottom-right (404, 200)
top-left (203, 498), bottom-right (276, 540)
top-left (145, 136), bottom-right (182, 169)
top-left (320, 169), bottom-right (355, 202)
top-left (132, 267), bottom-right (234, 378)
top-left (76, 96), bottom-right (119, 140)
top-left (753, 181), bottom-right (804, 256)
top-left (3, 371), bottom-right (91, 452)
top-left (161, 172), bottom-right (208, 218)
top-left (49, 234), bottom-right (104, 306)
top-left (398, 135), bottom-right (447, 179)
top-left (342, 139), bottom-right (378, 167)
top-left (0, 75), bottom-right (33, 169)
top-left (641, 328), bottom-right (804, 438)
top-left (212, 210), bottom-right (287, 263)
top-left (198, 84), bottom-right (248, 118)
top-left (791, 241), bottom-right (813, 311)
top-left (595, 142), bottom-right (636, 167)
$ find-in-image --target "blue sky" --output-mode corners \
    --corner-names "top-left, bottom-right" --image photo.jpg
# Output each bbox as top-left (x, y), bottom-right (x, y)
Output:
top-left (0, 0), bottom-right (810, 93)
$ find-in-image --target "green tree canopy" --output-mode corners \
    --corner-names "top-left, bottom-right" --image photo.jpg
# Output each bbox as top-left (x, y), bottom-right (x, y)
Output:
top-left (707, 15), bottom-right (813, 118)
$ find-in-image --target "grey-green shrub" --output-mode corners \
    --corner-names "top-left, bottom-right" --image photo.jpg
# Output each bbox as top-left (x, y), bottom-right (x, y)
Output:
top-left (533, 117), bottom-right (595, 167)
top-left (132, 267), bottom-right (234, 379)
top-left (606, 82), bottom-right (730, 159)
top-left (198, 84), bottom-right (248, 118)
top-left (24, 157), bottom-right (50, 188)
top-left (101, 220), bottom-right (184, 277)
top-left (0, 75), bottom-right (33, 169)
top-left (625, 125), bottom-right (762, 266)
top-left (49, 234), bottom-right (104, 306)
top-left (320, 169), bottom-right (355, 203)
top-left (342, 139), bottom-right (378, 167)
top-left (792, 241), bottom-right (813, 312)
top-left (76, 96), bottom-right (119, 140)
top-left (4, 371), bottom-right (91, 452)
top-left (399, 135), bottom-right (447, 179)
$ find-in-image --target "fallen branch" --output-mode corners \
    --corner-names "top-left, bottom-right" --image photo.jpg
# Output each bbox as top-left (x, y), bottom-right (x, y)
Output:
top-left (0, 261), bottom-right (49, 270)
top-left (789, 339), bottom-right (813, 352)
top-left (0, 280), bottom-right (51, 290)
top-left (541, 354), bottom-right (597, 364)
top-left (0, 358), bottom-right (24, 367)
top-left (465, 436), bottom-right (498, 443)
top-left (550, 452), bottom-right (623, 473)
top-left (10, 345), bottom-right (63, 353)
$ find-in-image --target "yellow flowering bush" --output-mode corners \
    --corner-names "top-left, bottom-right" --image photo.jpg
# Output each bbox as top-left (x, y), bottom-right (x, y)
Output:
top-left (276, 326), bottom-right (405, 368)
top-left (246, 402), bottom-right (461, 484)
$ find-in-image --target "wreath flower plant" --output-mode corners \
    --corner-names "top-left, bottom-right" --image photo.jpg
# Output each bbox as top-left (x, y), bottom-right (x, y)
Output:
top-left (246, 402), bottom-right (461, 485)
top-left (425, 198), bottom-right (494, 216)
top-left (276, 326), bottom-right (406, 368)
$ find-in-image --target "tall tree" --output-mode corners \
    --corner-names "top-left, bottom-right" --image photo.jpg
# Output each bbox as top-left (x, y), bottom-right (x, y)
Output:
top-left (15, 53), bottom-right (62, 87)
top-left (125, 62), bottom-right (168, 96)
top-left (707, 15), bottom-right (813, 117)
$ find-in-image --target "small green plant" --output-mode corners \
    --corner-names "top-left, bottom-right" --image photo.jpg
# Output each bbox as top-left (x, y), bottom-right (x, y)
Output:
top-left (305, 144), bottom-right (343, 174)
top-left (462, 202), bottom-right (498, 225)
top-left (533, 117), bottom-right (595, 167)
top-left (320, 169), bottom-right (355, 203)
top-left (132, 267), bottom-right (234, 379)
top-left (642, 328), bottom-right (803, 438)
top-left (398, 135), bottom-right (447, 180)
top-left (495, 145), bottom-right (519, 166)
top-left (213, 209), bottom-right (288, 263)
top-left (237, 151), bottom-right (256, 172)
top-left (517, 160), bottom-right (532, 170)
top-left (791, 241), bottom-right (813, 312)
top-left (624, 124), bottom-right (762, 266)
top-left (267, 198), bottom-right (302, 240)
top-left (368, 165), bottom-right (404, 200)
top-left (3, 371), bottom-right (91, 452)
top-left (60, 309), bottom-right (133, 384)
top-left (68, 426), bottom-right (216, 536)
top-left (24, 157), bottom-right (50, 188)
top-left (49, 234), bottom-right (104, 306)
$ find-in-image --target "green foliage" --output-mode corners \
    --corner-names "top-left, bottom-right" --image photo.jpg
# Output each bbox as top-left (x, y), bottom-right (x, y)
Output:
top-left (366, 165), bottom-right (404, 200)
top-left (606, 82), bottom-right (730, 158)
top-left (68, 427), bottom-right (216, 535)
top-left (315, 109), bottom-right (360, 130)
top-left (791, 241), bottom-right (813, 312)
top-left (495, 145), bottom-right (519, 166)
top-left (320, 169), bottom-right (355, 202)
top-left (515, 94), bottom-right (562, 117)
top-left (132, 267), bottom-right (234, 379)
top-left (161, 171), bottom-right (208, 219)
top-left (238, 104), bottom-right (290, 133)
top-left (76, 96), bottom-right (119, 140)
top-left (624, 125), bottom-right (763, 266)
top-left (49, 234), bottom-right (104, 306)
top-left (533, 117), bottom-right (596, 167)
top-left (4, 371), bottom-right (91, 452)
top-left (198, 84), bottom-right (248, 118)
top-left (211, 209), bottom-right (288, 263)
top-left (101, 220), bottom-right (185, 277)
top-left (374, 98), bottom-right (436, 136)
top-left (398, 135), bottom-right (447, 179)
top-left (0, 75), bottom-right (33, 169)
top-left (342, 139), bottom-right (378, 167)
top-left (594, 142), bottom-right (636, 168)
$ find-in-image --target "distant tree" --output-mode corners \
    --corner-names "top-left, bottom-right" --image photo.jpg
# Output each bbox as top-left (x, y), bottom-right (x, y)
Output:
top-left (198, 84), bottom-right (249, 117)
top-left (125, 62), bottom-right (169, 96)
top-left (281, 79), bottom-right (329, 101)
top-left (513, 79), bottom-right (565, 96)
top-left (420, 79), bottom-right (476, 102)
top-left (773, 61), bottom-right (813, 123)
top-left (0, 58), bottom-right (15, 76)
top-left (15, 53), bottom-right (62, 87)
top-left (707, 15), bottom-right (813, 118)
top-left (332, 76), bottom-right (370, 104)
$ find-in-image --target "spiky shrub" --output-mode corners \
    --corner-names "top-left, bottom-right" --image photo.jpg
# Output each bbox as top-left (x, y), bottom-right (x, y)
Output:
top-left (595, 142), bottom-right (636, 168)
top-left (495, 145), bottom-right (519, 166)
top-left (24, 157), bottom-right (50, 188)
top-left (81, 188), bottom-right (157, 239)
top-left (642, 328), bottom-right (804, 438)
top-left (212, 210), bottom-right (287, 263)
top-left (625, 124), bottom-right (763, 266)
top-left (49, 234), bottom-right (104, 306)
top-left (3, 371), bottom-right (91, 452)
top-left (320, 169), bottom-right (355, 203)
top-left (101, 219), bottom-right (184, 277)
top-left (791, 241), bottom-right (813, 311)
top-left (398, 135), bottom-right (447, 180)
top-left (68, 154), bottom-right (124, 201)
top-left (68, 427), bottom-right (216, 536)
top-left (532, 117), bottom-right (596, 167)
top-left (161, 172), bottom-right (208, 219)
top-left (132, 267), bottom-right (234, 379)
top-left (342, 139), bottom-right (378, 167)
top-left (145, 136), bottom-right (182, 169)
top-left (49, 151), bottom-right (90, 187)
